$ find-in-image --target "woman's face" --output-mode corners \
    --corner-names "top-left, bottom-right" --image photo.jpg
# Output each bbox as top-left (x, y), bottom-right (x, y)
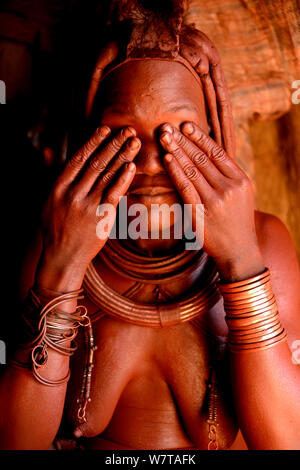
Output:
top-left (92, 60), bottom-right (209, 252)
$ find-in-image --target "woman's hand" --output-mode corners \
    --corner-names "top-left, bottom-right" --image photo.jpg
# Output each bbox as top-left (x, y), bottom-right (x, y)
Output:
top-left (159, 122), bottom-right (265, 282)
top-left (36, 125), bottom-right (141, 289)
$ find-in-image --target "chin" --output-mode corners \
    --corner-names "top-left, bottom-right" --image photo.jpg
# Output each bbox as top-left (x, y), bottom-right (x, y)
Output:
top-left (131, 236), bottom-right (184, 256)
top-left (126, 193), bottom-right (183, 242)
top-left (127, 192), bottom-right (181, 207)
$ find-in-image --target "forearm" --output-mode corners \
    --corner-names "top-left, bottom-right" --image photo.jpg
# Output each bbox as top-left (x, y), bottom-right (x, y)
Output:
top-left (218, 251), bottom-right (300, 450)
top-left (0, 260), bottom-right (85, 450)
top-left (230, 341), bottom-right (300, 450)
top-left (0, 351), bottom-right (69, 449)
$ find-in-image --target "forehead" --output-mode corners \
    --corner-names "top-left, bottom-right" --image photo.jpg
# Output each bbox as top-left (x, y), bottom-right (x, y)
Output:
top-left (97, 59), bottom-right (206, 118)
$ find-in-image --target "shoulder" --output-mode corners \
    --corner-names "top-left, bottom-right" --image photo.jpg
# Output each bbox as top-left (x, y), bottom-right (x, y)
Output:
top-left (254, 211), bottom-right (299, 276)
top-left (254, 210), bottom-right (300, 342)
top-left (255, 211), bottom-right (295, 255)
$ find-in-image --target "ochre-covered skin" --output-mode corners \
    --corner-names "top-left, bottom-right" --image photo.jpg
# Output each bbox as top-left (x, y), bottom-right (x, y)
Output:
top-left (0, 2), bottom-right (300, 451)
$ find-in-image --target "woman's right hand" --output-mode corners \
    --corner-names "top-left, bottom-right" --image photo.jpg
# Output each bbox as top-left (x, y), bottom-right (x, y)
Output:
top-left (36, 125), bottom-right (141, 290)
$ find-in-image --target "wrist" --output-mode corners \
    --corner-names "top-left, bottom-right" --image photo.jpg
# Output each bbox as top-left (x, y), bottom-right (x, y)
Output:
top-left (35, 249), bottom-right (87, 292)
top-left (215, 248), bottom-right (265, 283)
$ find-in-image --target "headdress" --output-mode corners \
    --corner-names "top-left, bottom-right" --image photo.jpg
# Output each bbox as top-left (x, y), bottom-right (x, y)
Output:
top-left (85, 0), bottom-right (236, 158)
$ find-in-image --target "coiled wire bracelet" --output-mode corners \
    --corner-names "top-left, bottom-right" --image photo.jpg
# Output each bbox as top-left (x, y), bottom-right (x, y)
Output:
top-left (9, 287), bottom-right (90, 386)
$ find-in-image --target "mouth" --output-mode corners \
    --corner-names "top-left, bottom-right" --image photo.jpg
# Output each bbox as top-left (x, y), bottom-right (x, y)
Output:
top-left (127, 186), bottom-right (176, 196)
top-left (127, 174), bottom-right (176, 197)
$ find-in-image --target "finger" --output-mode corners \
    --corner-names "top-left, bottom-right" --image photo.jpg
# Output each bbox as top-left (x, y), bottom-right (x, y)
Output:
top-left (96, 162), bottom-right (136, 207)
top-left (89, 137), bottom-right (141, 195)
top-left (158, 128), bottom-right (213, 196)
top-left (59, 126), bottom-right (111, 185)
top-left (75, 127), bottom-right (137, 195)
top-left (181, 122), bottom-right (243, 179)
top-left (163, 154), bottom-right (208, 235)
top-left (160, 128), bottom-right (225, 189)
top-left (163, 153), bottom-right (208, 206)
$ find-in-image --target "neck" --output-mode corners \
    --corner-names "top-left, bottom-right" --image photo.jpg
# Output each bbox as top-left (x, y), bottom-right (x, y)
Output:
top-left (93, 237), bottom-right (209, 305)
top-left (122, 237), bottom-right (185, 257)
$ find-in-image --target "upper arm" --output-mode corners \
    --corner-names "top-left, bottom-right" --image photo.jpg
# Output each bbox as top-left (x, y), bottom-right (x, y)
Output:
top-left (255, 211), bottom-right (300, 346)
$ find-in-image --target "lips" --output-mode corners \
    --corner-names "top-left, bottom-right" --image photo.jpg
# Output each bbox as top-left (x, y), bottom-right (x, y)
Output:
top-left (127, 174), bottom-right (176, 196)
top-left (128, 186), bottom-right (175, 195)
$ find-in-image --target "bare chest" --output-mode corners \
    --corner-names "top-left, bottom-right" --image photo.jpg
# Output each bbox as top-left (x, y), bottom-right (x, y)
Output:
top-left (64, 297), bottom-right (238, 449)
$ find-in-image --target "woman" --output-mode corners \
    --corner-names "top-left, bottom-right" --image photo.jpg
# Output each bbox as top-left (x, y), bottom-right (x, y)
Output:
top-left (0, 0), bottom-right (300, 450)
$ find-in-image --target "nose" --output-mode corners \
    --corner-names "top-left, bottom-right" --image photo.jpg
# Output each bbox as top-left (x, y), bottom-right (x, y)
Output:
top-left (134, 138), bottom-right (166, 175)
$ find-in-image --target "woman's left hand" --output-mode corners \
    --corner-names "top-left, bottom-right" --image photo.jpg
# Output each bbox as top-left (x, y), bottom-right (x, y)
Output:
top-left (159, 122), bottom-right (265, 281)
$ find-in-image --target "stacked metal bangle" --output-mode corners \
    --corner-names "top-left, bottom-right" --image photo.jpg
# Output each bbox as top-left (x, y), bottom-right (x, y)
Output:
top-left (219, 268), bottom-right (287, 353)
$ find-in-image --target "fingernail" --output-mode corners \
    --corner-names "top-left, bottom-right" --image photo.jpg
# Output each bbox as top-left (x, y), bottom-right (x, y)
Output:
top-left (162, 124), bottom-right (173, 134)
top-left (127, 162), bottom-right (136, 172)
top-left (161, 132), bottom-right (172, 144)
top-left (183, 123), bottom-right (194, 135)
top-left (122, 127), bottom-right (136, 138)
top-left (98, 125), bottom-right (110, 137)
top-left (129, 137), bottom-right (140, 149)
top-left (164, 154), bottom-right (173, 163)
top-left (127, 126), bottom-right (137, 136)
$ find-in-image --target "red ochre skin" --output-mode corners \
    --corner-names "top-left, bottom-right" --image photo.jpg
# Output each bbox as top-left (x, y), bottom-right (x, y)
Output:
top-left (1, 60), bottom-right (300, 451)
